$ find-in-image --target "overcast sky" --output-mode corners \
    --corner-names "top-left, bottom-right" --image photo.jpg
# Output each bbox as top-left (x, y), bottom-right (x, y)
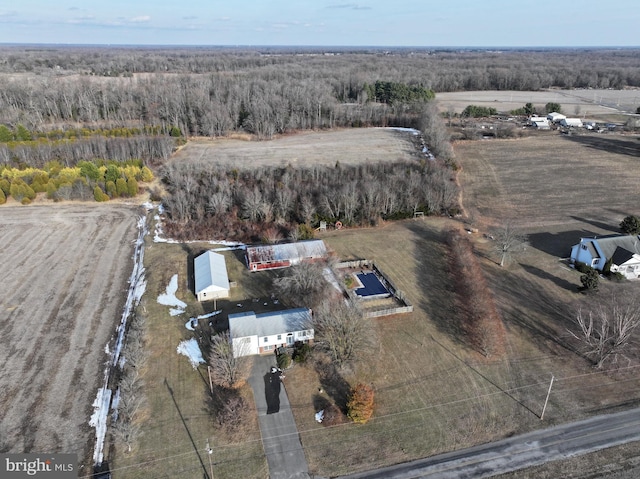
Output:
top-left (0, 0), bottom-right (637, 47)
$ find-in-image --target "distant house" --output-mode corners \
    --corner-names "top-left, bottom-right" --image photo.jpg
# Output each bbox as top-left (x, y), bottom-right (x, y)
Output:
top-left (246, 240), bottom-right (328, 272)
top-left (229, 308), bottom-right (313, 357)
top-left (560, 118), bottom-right (583, 128)
top-left (547, 112), bottom-right (566, 123)
top-left (194, 251), bottom-right (230, 302)
top-left (570, 235), bottom-right (640, 279)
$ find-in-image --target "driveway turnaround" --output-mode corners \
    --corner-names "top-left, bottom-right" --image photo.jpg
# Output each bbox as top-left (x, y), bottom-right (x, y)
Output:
top-left (339, 407), bottom-right (640, 479)
top-left (249, 354), bottom-right (310, 479)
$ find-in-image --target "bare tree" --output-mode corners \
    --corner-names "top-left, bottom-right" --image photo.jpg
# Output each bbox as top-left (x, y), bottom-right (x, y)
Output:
top-left (569, 291), bottom-right (640, 368)
top-left (273, 262), bottom-right (330, 309)
top-left (313, 300), bottom-right (373, 366)
top-left (209, 332), bottom-right (251, 389)
top-left (492, 221), bottom-right (528, 267)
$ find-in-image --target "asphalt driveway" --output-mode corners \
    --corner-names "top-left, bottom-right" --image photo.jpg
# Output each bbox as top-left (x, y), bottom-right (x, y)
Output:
top-left (248, 354), bottom-right (310, 479)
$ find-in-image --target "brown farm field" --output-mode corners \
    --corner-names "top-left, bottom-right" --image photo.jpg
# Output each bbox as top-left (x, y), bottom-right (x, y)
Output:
top-left (436, 89), bottom-right (640, 118)
top-left (456, 134), bottom-right (640, 232)
top-left (0, 204), bottom-right (138, 462)
top-left (170, 127), bottom-right (424, 168)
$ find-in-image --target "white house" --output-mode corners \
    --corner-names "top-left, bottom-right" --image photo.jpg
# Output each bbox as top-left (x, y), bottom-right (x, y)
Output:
top-left (560, 118), bottom-right (583, 128)
top-left (570, 235), bottom-right (640, 279)
top-left (229, 308), bottom-right (313, 357)
top-left (194, 251), bottom-right (230, 302)
top-left (547, 112), bottom-right (566, 123)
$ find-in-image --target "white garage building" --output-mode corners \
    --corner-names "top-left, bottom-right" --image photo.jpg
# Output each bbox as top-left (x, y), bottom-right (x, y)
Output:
top-left (194, 251), bottom-right (230, 302)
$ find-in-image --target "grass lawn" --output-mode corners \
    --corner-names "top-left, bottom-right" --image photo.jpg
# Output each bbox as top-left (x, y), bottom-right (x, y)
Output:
top-left (286, 217), bottom-right (640, 477)
top-left (109, 231), bottom-right (267, 479)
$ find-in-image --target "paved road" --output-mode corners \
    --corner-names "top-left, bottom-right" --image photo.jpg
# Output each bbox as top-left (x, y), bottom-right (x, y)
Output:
top-left (340, 408), bottom-right (640, 479)
top-left (248, 355), bottom-right (310, 479)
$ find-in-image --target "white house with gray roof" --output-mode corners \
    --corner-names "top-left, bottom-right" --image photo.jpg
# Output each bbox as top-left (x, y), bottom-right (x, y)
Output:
top-left (570, 235), bottom-right (640, 279)
top-left (194, 251), bottom-right (230, 302)
top-left (229, 308), bottom-right (313, 357)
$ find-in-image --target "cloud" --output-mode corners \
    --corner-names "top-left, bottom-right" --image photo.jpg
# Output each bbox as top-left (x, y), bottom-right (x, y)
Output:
top-left (129, 15), bottom-right (151, 23)
top-left (326, 3), bottom-right (372, 10)
top-left (68, 15), bottom-right (96, 24)
top-left (182, 15), bottom-right (197, 20)
top-left (0, 10), bottom-right (17, 17)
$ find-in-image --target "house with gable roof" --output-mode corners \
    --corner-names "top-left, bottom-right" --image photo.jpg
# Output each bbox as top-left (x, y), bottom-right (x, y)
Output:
top-left (570, 234), bottom-right (640, 279)
top-left (229, 308), bottom-right (313, 357)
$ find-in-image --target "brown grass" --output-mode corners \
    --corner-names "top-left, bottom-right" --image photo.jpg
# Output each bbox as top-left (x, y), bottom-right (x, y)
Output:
top-left (169, 127), bottom-right (424, 169)
top-left (110, 232), bottom-right (266, 479)
top-left (456, 134), bottom-right (640, 229)
top-left (436, 89), bottom-right (636, 117)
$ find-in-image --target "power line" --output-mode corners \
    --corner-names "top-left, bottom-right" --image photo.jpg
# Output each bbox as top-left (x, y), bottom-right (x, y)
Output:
top-left (82, 363), bottom-right (640, 477)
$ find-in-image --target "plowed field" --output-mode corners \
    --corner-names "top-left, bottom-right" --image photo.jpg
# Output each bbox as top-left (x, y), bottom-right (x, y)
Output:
top-left (0, 205), bottom-right (138, 460)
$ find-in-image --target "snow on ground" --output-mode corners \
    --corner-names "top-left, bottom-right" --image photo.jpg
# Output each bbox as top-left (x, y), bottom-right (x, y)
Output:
top-left (148, 202), bottom-right (245, 247)
top-left (177, 338), bottom-right (205, 369)
top-left (90, 213), bottom-right (148, 465)
top-left (157, 274), bottom-right (187, 310)
top-left (197, 310), bottom-right (222, 320)
top-left (186, 310), bottom-right (222, 330)
top-left (89, 387), bottom-right (112, 461)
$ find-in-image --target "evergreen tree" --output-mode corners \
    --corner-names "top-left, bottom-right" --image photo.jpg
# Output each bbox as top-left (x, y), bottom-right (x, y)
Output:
top-left (116, 178), bottom-right (128, 197)
top-left (127, 177), bottom-right (138, 197)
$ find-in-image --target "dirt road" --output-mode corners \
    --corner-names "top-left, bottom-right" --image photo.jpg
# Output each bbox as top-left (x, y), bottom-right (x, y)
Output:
top-left (0, 204), bottom-right (139, 460)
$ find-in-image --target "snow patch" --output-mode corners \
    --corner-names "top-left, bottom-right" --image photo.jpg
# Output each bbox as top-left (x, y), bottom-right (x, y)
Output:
top-left (157, 274), bottom-right (187, 310)
top-left (197, 310), bottom-right (222, 320)
top-left (89, 387), bottom-right (112, 464)
top-left (91, 214), bottom-right (148, 466)
top-left (177, 338), bottom-right (205, 369)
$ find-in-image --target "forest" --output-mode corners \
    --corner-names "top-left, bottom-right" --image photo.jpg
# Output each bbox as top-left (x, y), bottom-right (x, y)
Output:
top-left (1, 46), bottom-right (639, 139)
top-left (1, 46), bottom-right (639, 238)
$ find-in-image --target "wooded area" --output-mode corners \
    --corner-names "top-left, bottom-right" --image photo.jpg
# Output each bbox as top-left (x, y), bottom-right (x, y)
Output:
top-left (1, 46), bottom-right (639, 140)
top-left (161, 158), bottom-right (459, 242)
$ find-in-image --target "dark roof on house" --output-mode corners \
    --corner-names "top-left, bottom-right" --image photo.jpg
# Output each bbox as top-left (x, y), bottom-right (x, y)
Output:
top-left (611, 246), bottom-right (635, 266)
top-left (594, 235), bottom-right (640, 260)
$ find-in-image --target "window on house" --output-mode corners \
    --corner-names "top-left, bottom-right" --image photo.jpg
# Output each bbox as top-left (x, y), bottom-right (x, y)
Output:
top-left (593, 259), bottom-right (599, 265)
top-left (263, 345), bottom-right (272, 351)
top-left (277, 334), bottom-right (282, 341)
top-left (581, 244), bottom-right (587, 250)
top-left (263, 337), bottom-right (268, 343)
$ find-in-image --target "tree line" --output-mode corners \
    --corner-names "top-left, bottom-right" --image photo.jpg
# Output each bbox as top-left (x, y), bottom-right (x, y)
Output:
top-left (1, 47), bottom-right (639, 140)
top-left (161, 158), bottom-right (458, 242)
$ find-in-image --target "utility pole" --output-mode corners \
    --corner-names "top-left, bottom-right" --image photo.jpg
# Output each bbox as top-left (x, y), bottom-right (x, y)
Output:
top-left (540, 375), bottom-right (555, 420)
top-left (207, 366), bottom-right (214, 394)
top-left (206, 438), bottom-right (214, 479)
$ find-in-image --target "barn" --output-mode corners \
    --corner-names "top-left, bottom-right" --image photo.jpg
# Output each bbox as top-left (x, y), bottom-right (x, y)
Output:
top-left (194, 251), bottom-right (230, 302)
top-left (246, 240), bottom-right (328, 271)
top-left (229, 308), bottom-right (313, 357)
